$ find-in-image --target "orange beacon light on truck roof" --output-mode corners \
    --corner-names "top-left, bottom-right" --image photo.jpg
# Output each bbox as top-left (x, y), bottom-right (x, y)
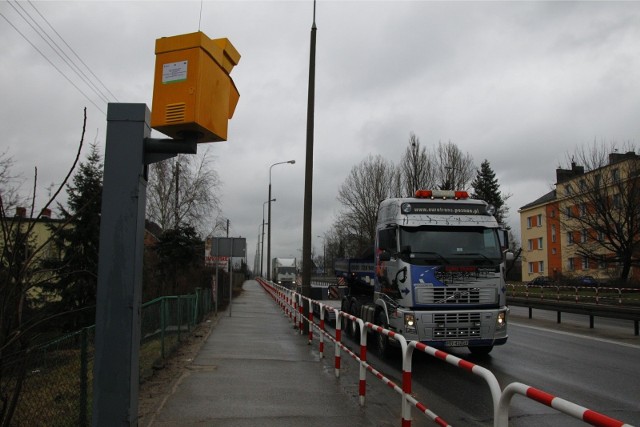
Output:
top-left (151, 32), bottom-right (240, 143)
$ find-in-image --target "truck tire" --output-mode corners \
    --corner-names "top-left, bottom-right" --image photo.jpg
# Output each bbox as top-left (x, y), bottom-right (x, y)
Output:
top-left (375, 311), bottom-right (391, 358)
top-left (469, 345), bottom-right (493, 356)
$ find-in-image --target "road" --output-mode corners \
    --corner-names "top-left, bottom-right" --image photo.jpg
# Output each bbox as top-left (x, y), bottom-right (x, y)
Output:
top-left (327, 305), bottom-right (640, 426)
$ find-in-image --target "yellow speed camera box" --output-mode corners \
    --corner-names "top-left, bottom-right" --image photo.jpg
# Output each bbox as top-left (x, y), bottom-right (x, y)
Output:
top-left (151, 32), bottom-right (240, 143)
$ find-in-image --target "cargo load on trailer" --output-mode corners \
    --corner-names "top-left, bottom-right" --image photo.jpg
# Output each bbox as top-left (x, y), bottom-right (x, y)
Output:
top-left (337, 190), bottom-right (513, 356)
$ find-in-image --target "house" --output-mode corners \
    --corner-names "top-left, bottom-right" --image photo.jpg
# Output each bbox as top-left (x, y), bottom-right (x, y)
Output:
top-left (519, 151), bottom-right (640, 284)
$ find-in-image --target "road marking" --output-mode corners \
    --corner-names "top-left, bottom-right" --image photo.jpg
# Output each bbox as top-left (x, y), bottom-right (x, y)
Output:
top-left (510, 321), bottom-right (640, 349)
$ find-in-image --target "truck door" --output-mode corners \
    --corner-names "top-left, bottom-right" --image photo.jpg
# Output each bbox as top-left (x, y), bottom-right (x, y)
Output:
top-left (376, 226), bottom-right (401, 297)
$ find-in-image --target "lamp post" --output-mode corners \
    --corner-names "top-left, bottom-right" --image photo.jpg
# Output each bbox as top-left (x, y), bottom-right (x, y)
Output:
top-left (267, 160), bottom-right (295, 280)
top-left (261, 198), bottom-right (275, 277)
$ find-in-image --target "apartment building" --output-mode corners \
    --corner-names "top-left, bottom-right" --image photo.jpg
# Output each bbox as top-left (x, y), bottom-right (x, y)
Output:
top-left (519, 151), bottom-right (640, 284)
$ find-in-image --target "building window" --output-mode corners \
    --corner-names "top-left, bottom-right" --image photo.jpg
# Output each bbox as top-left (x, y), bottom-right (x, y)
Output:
top-left (582, 256), bottom-right (588, 270)
top-left (528, 239), bottom-right (533, 251)
top-left (550, 209), bottom-right (555, 218)
top-left (551, 224), bottom-right (557, 243)
top-left (598, 231), bottom-right (605, 242)
top-left (580, 203), bottom-right (587, 217)
top-left (528, 262), bottom-right (534, 274)
top-left (581, 229), bottom-right (588, 243)
top-left (538, 261), bottom-right (544, 272)
top-left (613, 193), bottom-right (622, 208)
top-left (527, 217), bottom-right (532, 228)
top-left (568, 258), bottom-right (575, 271)
top-left (612, 168), bottom-right (620, 181)
top-left (565, 184), bottom-right (573, 195)
top-left (552, 248), bottom-right (557, 255)
top-left (595, 174), bottom-right (601, 187)
top-left (537, 214), bottom-right (542, 227)
top-left (567, 232), bottom-right (574, 244)
top-left (538, 237), bottom-right (543, 249)
top-left (579, 179), bottom-right (586, 191)
top-left (566, 206), bottom-right (572, 218)
top-left (598, 256), bottom-right (606, 269)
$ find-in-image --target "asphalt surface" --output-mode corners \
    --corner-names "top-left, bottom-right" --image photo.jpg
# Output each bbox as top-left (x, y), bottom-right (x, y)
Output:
top-left (143, 279), bottom-right (400, 427)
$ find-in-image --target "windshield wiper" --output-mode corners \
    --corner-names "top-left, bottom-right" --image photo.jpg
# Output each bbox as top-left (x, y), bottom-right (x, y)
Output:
top-left (452, 252), bottom-right (497, 264)
top-left (410, 251), bottom-right (450, 264)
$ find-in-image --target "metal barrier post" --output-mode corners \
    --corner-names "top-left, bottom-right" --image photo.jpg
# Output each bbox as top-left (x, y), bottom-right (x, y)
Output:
top-left (334, 309), bottom-right (342, 378)
top-left (358, 318), bottom-right (367, 406)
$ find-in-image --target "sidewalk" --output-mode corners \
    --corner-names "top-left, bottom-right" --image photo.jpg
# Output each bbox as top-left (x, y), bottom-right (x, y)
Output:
top-left (143, 280), bottom-right (398, 427)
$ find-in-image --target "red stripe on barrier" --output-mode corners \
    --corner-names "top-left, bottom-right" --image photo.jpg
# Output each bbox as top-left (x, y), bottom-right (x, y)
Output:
top-left (359, 379), bottom-right (366, 396)
top-left (435, 416), bottom-right (449, 427)
top-left (415, 342), bottom-right (427, 352)
top-left (360, 345), bottom-right (367, 362)
top-left (458, 359), bottom-right (475, 373)
top-left (526, 387), bottom-right (555, 406)
top-left (336, 329), bottom-right (341, 341)
top-left (402, 418), bottom-right (411, 427)
top-left (582, 409), bottom-right (624, 427)
top-left (402, 370), bottom-right (412, 394)
top-left (335, 355), bottom-right (341, 370)
top-left (434, 349), bottom-right (448, 361)
top-left (416, 402), bottom-right (428, 412)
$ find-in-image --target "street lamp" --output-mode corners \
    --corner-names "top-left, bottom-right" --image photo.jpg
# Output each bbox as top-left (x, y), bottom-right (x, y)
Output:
top-left (267, 160), bottom-right (295, 280)
top-left (261, 198), bottom-right (275, 277)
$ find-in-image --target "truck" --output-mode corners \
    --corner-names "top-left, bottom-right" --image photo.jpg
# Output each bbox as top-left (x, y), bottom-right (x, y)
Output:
top-left (337, 189), bottom-right (512, 356)
top-left (272, 257), bottom-right (297, 288)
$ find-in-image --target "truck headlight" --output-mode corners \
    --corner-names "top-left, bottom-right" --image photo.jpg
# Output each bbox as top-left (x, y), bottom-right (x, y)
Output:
top-left (404, 313), bottom-right (416, 333)
top-left (496, 311), bottom-right (507, 330)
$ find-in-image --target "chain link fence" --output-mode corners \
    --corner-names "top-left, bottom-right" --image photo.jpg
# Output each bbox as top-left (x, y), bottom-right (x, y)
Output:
top-left (2, 287), bottom-right (214, 426)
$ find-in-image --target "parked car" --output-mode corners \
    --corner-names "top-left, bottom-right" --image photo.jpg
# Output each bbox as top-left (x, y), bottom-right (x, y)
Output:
top-left (528, 275), bottom-right (556, 286)
top-left (575, 275), bottom-right (599, 286)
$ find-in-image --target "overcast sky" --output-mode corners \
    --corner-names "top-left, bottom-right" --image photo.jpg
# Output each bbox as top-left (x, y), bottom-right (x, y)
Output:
top-left (2, 1), bottom-right (640, 271)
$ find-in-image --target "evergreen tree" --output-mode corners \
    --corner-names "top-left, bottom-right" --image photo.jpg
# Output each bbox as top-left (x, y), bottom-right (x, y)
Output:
top-left (46, 144), bottom-right (103, 329)
top-left (470, 159), bottom-right (510, 225)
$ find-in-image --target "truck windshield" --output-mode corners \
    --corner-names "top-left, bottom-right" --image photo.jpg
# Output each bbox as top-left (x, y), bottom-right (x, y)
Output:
top-left (399, 226), bottom-right (502, 263)
top-left (279, 267), bottom-right (296, 275)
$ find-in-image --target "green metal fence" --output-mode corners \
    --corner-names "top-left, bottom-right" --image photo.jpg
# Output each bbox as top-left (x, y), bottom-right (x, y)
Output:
top-left (2, 287), bottom-right (213, 426)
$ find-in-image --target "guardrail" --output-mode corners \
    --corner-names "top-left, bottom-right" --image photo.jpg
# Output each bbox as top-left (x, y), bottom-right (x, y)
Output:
top-left (257, 278), bottom-right (635, 427)
top-left (506, 284), bottom-right (640, 336)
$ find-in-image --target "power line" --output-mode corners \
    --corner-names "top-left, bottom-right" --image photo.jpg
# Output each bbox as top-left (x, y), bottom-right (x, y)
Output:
top-left (0, 11), bottom-right (106, 115)
top-left (7, 0), bottom-right (113, 106)
top-left (2, 1), bottom-right (122, 115)
top-left (27, 0), bottom-right (119, 103)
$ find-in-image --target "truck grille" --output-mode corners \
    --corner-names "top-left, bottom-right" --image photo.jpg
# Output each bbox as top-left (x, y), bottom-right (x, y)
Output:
top-left (432, 312), bottom-right (481, 339)
top-left (415, 287), bottom-right (497, 305)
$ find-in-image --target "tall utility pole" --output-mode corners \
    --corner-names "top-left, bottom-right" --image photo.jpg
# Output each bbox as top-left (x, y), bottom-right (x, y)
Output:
top-left (301, 0), bottom-right (317, 323)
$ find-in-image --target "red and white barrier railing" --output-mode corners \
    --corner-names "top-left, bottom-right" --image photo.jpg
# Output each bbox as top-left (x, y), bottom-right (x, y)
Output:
top-left (256, 278), bottom-right (634, 427)
top-left (497, 382), bottom-right (633, 427)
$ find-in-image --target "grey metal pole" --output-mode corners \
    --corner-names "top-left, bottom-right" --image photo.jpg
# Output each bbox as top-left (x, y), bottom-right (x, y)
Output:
top-left (92, 103), bottom-right (149, 426)
top-left (301, 1), bottom-right (317, 316)
top-left (267, 182), bottom-right (272, 280)
top-left (267, 162), bottom-right (293, 281)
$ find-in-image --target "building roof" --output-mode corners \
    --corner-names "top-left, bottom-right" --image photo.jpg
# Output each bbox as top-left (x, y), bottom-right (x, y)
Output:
top-left (519, 189), bottom-right (556, 211)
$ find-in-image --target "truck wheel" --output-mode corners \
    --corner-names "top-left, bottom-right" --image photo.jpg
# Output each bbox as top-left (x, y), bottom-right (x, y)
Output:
top-left (469, 345), bottom-right (493, 356)
top-left (376, 311), bottom-right (391, 358)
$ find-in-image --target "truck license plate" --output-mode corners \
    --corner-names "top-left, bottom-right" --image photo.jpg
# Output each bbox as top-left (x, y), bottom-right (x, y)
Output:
top-left (446, 340), bottom-right (469, 347)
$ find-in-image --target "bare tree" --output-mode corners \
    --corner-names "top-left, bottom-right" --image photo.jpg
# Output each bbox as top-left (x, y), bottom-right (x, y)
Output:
top-left (146, 147), bottom-right (223, 236)
top-left (336, 154), bottom-right (396, 254)
top-left (558, 142), bottom-right (640, 283)
top-left (398, 133), bottom-right (435, 196)
top-left (0, 110), bottom-right (86, 426)
top-left (433, 141), bottom-right (475, 190)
